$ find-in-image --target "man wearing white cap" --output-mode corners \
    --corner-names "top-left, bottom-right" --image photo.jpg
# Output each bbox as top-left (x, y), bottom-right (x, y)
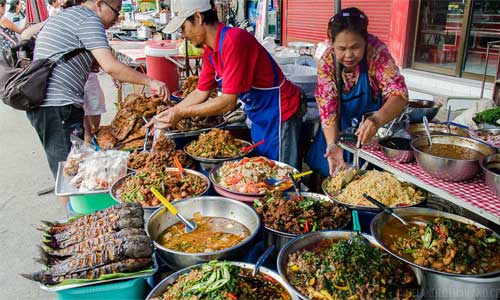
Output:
top-left (154, 0), bottom-right (302, 168)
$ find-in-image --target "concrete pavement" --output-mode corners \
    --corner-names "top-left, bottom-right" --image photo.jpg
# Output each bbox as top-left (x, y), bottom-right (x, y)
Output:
top-left (0, 74), bottom-right (126, 300)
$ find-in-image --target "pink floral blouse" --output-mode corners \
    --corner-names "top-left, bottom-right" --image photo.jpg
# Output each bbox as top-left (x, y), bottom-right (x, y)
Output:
top-left (315, 34), bottom-right (408, 128)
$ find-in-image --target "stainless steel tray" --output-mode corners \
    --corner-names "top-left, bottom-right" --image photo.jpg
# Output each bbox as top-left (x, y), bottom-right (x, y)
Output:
top-left (55, 162), bottom-right (110, 197)
top-left (163, 117), bottom-right (227, 139)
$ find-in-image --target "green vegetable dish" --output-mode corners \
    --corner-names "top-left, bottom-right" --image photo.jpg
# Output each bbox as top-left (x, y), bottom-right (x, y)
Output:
top-left (150, 261), bottom-right (291, 300)
top-left (473, 107), bottom-right (500, 126)
top-left (285, 237), bottom-right (419, 300)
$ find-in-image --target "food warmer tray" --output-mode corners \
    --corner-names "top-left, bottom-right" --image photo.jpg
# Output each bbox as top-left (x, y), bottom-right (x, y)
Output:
top-left (55, 162), bottom-right (110, 197)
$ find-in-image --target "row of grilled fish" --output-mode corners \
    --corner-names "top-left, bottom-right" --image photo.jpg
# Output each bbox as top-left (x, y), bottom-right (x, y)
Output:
top-left (23, 203), bottom-right (154, 285)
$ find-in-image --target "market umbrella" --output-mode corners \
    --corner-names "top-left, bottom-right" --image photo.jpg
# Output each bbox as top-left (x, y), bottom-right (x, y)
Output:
top-left (25, 0), bottom-right (48, 24)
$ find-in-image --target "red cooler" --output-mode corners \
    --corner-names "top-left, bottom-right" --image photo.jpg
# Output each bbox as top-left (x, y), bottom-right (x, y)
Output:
top-left (145, 40), bottom-right (179, 93)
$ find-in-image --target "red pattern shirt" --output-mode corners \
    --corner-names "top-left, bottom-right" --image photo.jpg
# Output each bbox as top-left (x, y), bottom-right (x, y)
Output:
top-left (314, 34), bottom-right (408, 128)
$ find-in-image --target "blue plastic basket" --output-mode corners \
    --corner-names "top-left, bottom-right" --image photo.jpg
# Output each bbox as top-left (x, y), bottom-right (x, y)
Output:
top-left (55, 277), bottom-right (148, 300)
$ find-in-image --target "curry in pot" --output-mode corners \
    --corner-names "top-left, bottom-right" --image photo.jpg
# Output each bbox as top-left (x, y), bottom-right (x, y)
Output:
top-left (158, 213), bottom-right (250, 253)
top-left (418, 144), bottom-right (486, 160)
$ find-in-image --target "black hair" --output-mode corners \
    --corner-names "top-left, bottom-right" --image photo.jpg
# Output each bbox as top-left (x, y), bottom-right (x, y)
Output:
top-left (8, 0), bottom-right (18, 13)
top-left (48, 0), bottom-right (58, 5)
top-left (61, 0), bottom-right (76, 9)
top-left (328, 7), bottom-right (369, 43)
top-left (185, 0), bottom-right (218, 26)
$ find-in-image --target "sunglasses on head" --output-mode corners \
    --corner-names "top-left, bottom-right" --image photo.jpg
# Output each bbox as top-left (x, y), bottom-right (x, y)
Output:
top-left (329, 11), bottom-right (366, 24)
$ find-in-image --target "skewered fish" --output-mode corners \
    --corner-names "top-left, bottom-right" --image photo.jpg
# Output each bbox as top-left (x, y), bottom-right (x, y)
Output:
top-left (41, 228), bottom-right (147, 256)
top-left (22, 258), bottom-right (153, 285)
top-left (40, 203), bottom-right (143, 235)
top-left (45, 217), bottom-right (144, 249)
top-left (38, 235), bottom-right (153, 269)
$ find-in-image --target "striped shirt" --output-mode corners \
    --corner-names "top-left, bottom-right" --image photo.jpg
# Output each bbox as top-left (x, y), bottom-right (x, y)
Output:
top-left (34, 6), bottom-right (110, 107)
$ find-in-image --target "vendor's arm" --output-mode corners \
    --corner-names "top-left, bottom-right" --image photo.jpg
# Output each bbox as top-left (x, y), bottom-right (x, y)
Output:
top-left (315, 47), bottom-right (346, 174)
top-left (91, 48), bottom-right (168, 98)
top-left (357, 43), bottom-right (409, 144)
top-left (0, 16), bottom-right (24, 34)
top-left (154, 93), bottom-right (237, 129)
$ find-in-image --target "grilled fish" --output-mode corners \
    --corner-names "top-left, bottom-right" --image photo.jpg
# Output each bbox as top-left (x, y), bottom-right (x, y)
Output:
top-left (38, 235), bottom-right (153, 269)
top-left (39, 203), bottom-right (143, 235)
top-left (45, 217), bottom-right (144, 248)
top-left (42, 228), bottom-right (147, 255)
top-left (22, 257), bottom-right (153, 285)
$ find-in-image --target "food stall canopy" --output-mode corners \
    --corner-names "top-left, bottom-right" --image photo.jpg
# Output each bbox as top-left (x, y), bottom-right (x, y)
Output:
top-left (26, 0), bottom-right (48, 24)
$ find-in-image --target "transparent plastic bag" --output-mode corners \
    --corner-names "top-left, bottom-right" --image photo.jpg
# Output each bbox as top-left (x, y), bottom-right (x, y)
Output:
top-left (77, 150), bottom-right (129, 192)
top-left (63, 135), bottom-right (96, 176)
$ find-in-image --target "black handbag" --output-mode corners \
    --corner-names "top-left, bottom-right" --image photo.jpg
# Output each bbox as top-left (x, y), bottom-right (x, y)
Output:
top-left (0, 48), bottom-right (83, 111)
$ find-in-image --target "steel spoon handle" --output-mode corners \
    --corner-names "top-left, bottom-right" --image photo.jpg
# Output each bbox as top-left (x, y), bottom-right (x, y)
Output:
top-left (363, 193), bottom-right (408, 226)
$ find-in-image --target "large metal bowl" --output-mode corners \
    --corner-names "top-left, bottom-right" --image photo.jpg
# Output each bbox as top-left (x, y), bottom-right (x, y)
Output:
top-left (409, 122), bottom-right (470, 138)
top-left (379, 137), bottom-right (414, 163)
top-left (277, 230), bottom-right (425, 300)
top-left (370, 207), bottom-right (500, 278)
top-left (260, 192), bottom-right (351, 263)
top-left (146, 261), bottom-right (299, 300)
top-left (411, 135), bottom-right (496, 182)
top-left (321, 171), bottom-right (427, 212)
top-left (110, 168), bottom-right (210, 221)
top-left (146, 196), bottom-right (261, 270)
top-left (209, 159), bottom-right (299, 202)
top-left (406, 99), bottom-right (442, 124)
top-left (480, 154), bottom-right (500, 197)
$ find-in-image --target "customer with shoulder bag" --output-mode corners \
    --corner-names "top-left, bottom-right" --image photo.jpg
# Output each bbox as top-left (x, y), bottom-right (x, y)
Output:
top-left (23, 0), bottom-right (169, 208)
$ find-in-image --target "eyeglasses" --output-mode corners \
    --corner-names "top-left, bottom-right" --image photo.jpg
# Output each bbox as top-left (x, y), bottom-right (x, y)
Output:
top-left (102, 0), bottom-right (120, 18)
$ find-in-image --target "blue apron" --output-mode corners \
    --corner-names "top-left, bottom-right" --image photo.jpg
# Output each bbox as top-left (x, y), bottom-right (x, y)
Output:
top-left (209, 26), bottom-right (282, 161)
top-left (306, 56), bottom-right (382, 176)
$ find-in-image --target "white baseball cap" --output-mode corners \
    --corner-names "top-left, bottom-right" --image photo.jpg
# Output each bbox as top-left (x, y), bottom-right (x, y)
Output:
top-left (163, 0), bottom-right (212, 34)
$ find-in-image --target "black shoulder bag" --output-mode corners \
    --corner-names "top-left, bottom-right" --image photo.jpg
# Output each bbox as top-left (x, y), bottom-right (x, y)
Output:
top-left (0, 48), bottom-right (84, 111)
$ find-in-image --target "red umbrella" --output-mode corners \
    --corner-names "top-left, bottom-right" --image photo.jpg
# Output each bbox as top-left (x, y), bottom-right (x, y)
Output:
top-left (25, 0), bottom-right (48, 24)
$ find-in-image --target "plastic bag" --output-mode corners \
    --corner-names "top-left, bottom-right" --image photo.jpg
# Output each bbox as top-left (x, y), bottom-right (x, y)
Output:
top-left (76, 150), bottom-right (129, 192)
top-left (63, 135), bottom-right (95, 176)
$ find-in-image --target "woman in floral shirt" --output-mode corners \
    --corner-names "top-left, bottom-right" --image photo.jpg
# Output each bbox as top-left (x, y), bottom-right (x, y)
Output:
top-left (307, 7), bottom-right (408, 176)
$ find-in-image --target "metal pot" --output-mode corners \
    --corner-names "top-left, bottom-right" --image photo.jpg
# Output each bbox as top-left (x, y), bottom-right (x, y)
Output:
top-left (406, 99), bottom-right (442, 124)
top-left (409, 122), bottom-right (470, 138)
top-left (411, 135), bottom-right (496, 182)
top-left (379, 137), bottom-right (414, 163)
top-left (110, 168), bottom-right (210, 221)
top-left (145, 261), bottom-right (299, 300)
top-left (370, 207), bottom-right (500, 300)
top-left (480, 154), bottom-right (500, 197)
top-left (370, 207), bottom-right (500, 278)
top-left (146, 196), bottom-right (261, 270)
top-left (261, 192), bottom-right (351, 264)
top-left (277, 230), bottom-right (425, 300)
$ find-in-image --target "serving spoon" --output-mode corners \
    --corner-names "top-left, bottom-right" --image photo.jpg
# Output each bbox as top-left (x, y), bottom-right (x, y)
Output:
top-left (423, 116), bottom-right (433, 147)
top-left (151, 187), bottom-right (198, 233)
top-left (349, 210), bottom-right (370, 245)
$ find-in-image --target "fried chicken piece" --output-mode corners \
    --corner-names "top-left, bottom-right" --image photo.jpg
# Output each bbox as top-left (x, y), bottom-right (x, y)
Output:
top-left (94, 126), bottom-right (117, 150)
top-left (151, 135), bottom-right (176, 154)
top-left (111, 108), bottom-right (137, 141)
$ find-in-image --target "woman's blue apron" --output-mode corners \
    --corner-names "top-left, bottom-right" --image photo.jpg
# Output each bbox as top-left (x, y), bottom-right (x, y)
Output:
top-left (209, 26), bottom-right (283, 161)
top-left (306, 56), bottom-right (382, 176)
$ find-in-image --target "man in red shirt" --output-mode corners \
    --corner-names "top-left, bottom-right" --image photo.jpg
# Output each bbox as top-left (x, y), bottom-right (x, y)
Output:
top-left (155, 0), bottom-right (302, 167)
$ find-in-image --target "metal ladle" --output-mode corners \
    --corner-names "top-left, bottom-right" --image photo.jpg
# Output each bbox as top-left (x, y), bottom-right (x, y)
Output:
top-left (423, 116), bottom-right (433, 147)
top-left (151, 187), bottom-right (197, 233)
top-left (363, 193), bottom-right (409, 226)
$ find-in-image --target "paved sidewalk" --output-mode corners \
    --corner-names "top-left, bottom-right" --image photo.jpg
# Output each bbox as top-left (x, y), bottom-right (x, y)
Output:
top-left (0, 74), bottom-right (125, 300)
